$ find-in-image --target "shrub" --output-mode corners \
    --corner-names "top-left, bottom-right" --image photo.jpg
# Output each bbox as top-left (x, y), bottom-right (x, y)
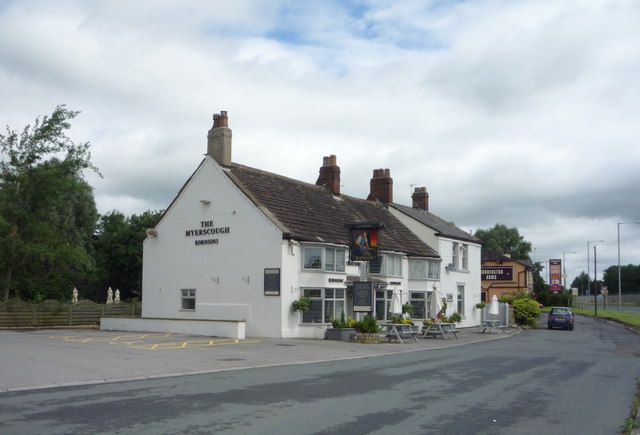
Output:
top-left (446, 312), bottom-right (462, 324)
top-left (330, 312), bottom-right (355, 328)
top-left (389, 315), bottom-right (414, 325)
top-left (354, 315), bottom-right (380, 333)
top-left (402, 303), bottom-right (415, 316)
top-left (292, 296), bottom-right (311, 312)
top-left (475, 302), bottom-right (486, 309)
top-left (500, 291), bottom-right (531, 305)
top-left (513, 298), bottom-right (541, 328)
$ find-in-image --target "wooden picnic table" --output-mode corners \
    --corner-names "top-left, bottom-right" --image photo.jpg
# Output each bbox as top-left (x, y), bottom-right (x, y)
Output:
top-left (422, 322), bottom-right (458, 340)
top-left (381, 323), bottom-right (419, 343)
top-left (480, 319), bottom-right (508, 334)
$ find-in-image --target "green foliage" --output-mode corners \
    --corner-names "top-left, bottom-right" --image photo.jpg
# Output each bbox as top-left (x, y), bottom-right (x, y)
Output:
top-left (292, 296), bottom-right (311, 312)
top-left (475, 302), bottom-right (486, 309)
top-left (0, 106), bottom-right (100, 301)
top-left (389, 315), bottom-right (414, 325)
top-left (513, 298), bottom-right (541, 328)
top-left (353, 315), bottom-right (380, 333)
top-left (603, 264), bottom-right (640, 294)
top-left (474, 223), bottom-right (532, 260)
top-left (499, 291), bottom-right (531, 305)
top-left (537, 292), bottom-right (572, 308)
top-left (402, 303), bottom-right (414, 316)
top-left (92, 210), bottom-right (163, 301)
top-left (445, 312), bottom-right (462, 324)
top-left (330, 311), bottom-right (356, 328)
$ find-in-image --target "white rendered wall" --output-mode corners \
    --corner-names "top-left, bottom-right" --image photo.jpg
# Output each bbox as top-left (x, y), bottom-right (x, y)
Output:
top-left (142, 157), bottom-right (286, 338)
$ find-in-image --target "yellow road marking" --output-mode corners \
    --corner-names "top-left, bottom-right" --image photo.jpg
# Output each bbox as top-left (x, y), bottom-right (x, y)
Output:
top-left (49, 334), bottom-right (259, 350)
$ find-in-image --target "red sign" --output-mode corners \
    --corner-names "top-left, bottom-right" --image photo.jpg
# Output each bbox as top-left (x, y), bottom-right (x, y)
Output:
top-left (549, 259), bottom-right (562, 293)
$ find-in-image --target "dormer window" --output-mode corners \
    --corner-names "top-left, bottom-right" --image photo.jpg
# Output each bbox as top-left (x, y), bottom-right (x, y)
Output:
top-left (303, 245), bottom-right (346, 272)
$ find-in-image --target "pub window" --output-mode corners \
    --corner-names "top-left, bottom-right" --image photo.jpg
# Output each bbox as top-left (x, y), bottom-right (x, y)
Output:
top-left (181, 289), bottom-right (196, 310)
top-left (410, 258), bottom-right (440, 280)
top-left (301, 288), bottom-right (345, 324)
top-left (369, 254), bottom-right (402, 277)
top-left (303, 246), bottom-right (346, 272)
top-left (374, 290), bottom-right (393, 321)
top-left (457, 284), bottom-right (465, 315)
top-left (410, 292), bottom-right (427, 319)
top-left (452, 242), bottom-right (459, 269)
top-left (461, 244), bottom-right (468, 270)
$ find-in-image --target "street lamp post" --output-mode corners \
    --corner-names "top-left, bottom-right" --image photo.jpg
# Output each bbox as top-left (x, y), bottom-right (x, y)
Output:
top-left (618, 221), bottom-right (640, 310)
top-left (587, 240), bottom-right (604, 306)
top-left (562, 251), bottom-right (576, 293)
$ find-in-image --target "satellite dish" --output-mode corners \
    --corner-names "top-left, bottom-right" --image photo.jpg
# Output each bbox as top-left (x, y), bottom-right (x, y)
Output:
top-left (146, 228), bottom-right (158, 238)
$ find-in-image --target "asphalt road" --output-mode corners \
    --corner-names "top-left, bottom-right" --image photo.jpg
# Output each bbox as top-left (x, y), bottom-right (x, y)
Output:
top-left (1, 316), bottom-right (639, 434)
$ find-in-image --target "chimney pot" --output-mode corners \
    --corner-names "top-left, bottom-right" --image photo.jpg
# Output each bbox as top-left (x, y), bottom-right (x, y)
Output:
top-left (367, 168), bottom-right (393, 203)
top-left (412, 186), bottom-right (429, 211)
top-left (208, 110), bottom-right (232, 166)
top-left (316, 155), bottom-right (341, 195)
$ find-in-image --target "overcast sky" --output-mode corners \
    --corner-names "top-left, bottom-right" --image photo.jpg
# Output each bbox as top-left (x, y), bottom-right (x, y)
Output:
top-left (2, 0), bottom-right (639, 287)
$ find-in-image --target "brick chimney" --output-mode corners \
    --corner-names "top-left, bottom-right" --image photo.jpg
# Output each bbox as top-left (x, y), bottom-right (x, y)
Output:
top-left (367, 168), bottom-right (393, 204)
top-left (412, 186), bottom-right (429, 211)
top-left (207, 111), bottom-right (232, 166)
top-left (315, 154), bottom-right (341, 195)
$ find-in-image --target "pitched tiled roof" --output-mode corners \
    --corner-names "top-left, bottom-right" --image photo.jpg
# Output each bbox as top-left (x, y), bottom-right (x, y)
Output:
top-left (482, 251), bottom-right (532, 269)
top-left (391, 203), bottom-right (480, 244)
top-left (226, 163), bottom-right (439, 258)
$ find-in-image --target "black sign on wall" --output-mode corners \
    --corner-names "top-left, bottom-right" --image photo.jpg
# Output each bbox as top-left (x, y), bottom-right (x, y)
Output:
top-left (264, 268), bottom-right (280, 296)
top-left (353, 282), bottom-right (373, 312)
top-left (481, 267), bottom-right (513, 281)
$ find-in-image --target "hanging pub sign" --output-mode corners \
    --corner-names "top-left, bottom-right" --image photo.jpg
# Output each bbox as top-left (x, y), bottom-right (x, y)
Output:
top-left (264, 268), bottom-right (281, 296)
top-left (346, 222), bottom-right (384, 262)
top-left (353, 281), bottom-right (373, 312)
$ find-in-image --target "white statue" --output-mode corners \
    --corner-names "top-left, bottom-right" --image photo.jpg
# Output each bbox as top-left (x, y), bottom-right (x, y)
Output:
top-left (72, 287), bottom-right (78, 303)
top-left (107, 287), bottom-right (113, 304)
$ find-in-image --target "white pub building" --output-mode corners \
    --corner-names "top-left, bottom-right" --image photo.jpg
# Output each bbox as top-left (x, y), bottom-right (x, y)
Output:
top-left (102, 112), bottom-right (482, 338)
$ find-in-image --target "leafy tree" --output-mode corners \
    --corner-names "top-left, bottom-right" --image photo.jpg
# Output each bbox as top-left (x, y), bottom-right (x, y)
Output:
top-left (570, 271), bottom-right (590, 294)
top-left (92, 210), bottom-right (163, 301)
top-left (474, 223), bottom-right (532, 260)
top-left (0, 106), bottom-right (100, 300)
top-left (602, 264), bottom-right (640, 295)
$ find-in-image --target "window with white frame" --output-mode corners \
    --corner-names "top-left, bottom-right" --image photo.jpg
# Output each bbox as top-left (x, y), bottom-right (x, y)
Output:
top-left (457, 284), bottom-right (465, 315)
top-left (409, 258), bottom-right (440, 280)
top-left (375, 289), bottom-right (392, 321)
top-left (181, 289), bottom-right (196, 310)
top-left (452, 242), bottom-right (459, 269)
top-left (409, 292), bottom-right (427, 318)
top-left (303, 246), bottom-right (346, 272)
top-left (370, 254), bottom-right (403, 277)
top-left (324, 289), bottom-right (345, 322)
top-left (461, 244), bottom-right (468, 270)
top-left (301, 288), bottom-right (345, 323)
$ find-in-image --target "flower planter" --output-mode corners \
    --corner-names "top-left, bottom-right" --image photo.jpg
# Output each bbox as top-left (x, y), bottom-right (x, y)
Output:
top-left (351, 332), bottom-right (381, 344)
top-left (325, 328), bottom-right (356, 341)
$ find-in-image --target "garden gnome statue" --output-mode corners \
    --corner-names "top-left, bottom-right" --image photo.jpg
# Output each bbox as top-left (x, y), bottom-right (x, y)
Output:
top-left (72, 287), bottom-right (78, 303)
top-left (107, 287), bottom-right (113, 304)
top-left (114, 289), bottom-right (120, 303)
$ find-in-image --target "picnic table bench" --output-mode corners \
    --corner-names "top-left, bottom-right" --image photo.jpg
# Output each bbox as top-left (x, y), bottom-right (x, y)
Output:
top-left (382, 323), bottom-right (419, 343)
top-left (480, 319), bottom-right (508, 334)
top-left (422, 322), bottom-right (458, 340)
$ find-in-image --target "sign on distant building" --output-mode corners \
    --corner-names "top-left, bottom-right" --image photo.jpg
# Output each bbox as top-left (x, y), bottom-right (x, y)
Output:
top-left (481, 267), bottom-right (513, 281)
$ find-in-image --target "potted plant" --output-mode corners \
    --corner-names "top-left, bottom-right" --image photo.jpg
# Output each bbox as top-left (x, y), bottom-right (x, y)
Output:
top-left (325, 312), bottom-right (356, 341)
top-left (475, 302), bottom-right (486, 309)
top-left (292, 296), bottom-right (311, 312)
top-left (352, 315), bottom-right (381, 343)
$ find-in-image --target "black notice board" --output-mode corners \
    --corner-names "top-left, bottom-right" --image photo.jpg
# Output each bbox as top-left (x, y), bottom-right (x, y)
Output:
top-left (264, 268), bottom-right (280, 296)
top-left (353, 281), bottom-right (373, 312)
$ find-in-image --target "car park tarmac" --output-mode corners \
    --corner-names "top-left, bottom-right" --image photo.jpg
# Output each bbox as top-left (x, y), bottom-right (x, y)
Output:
top-left (0, 325), bottom-right (519, 393)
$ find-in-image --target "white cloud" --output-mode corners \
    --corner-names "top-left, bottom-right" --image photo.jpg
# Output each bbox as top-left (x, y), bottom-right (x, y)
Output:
top-left (1, 0), bottom-right (639, 283)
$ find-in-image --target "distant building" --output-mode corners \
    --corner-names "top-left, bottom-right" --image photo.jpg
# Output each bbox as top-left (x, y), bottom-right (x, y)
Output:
top-left (481, 252), bottom-right (533, 302)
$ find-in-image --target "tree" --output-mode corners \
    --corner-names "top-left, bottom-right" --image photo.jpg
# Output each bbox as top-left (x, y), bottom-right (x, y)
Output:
top-left (570, 272), bottom-right (590, 294)
top-left (0, 106), bottom-right (100, 300)
top-left (602, 264), bottom-right (640, 295)
top-left (92, 210), bottom-right (163, 301)
top-left (474, 223), bottom-right (532, 260)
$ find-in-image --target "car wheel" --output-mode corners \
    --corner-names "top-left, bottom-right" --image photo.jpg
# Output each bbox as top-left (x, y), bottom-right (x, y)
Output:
top-left (570, 325), bottom-right (574, 331)
top-left (548, 325), bottom-right (552, 330)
